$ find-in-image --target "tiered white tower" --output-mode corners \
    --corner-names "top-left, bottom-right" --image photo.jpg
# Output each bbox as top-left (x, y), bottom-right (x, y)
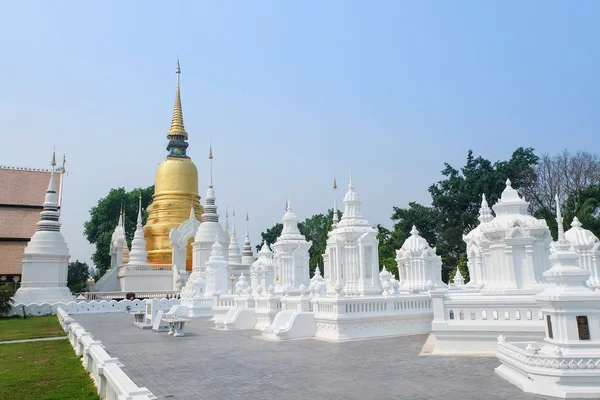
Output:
top-left (204, 235), bottom-right (230, 296)
top-left (128, 195), bottom-right (148, 265)
top-left (192, 147), bottom-right (229, 276)
top-left (14, 154), bottom-right (73, 304)
top-left (496, 198), bottom-right (600, 398)
top-left (324, 174), bottom-right (380, 296)
top-left (482, 180), bottom-right (552, 294)
top-left (565, 216), bottom-right (600, 290)
top-left (227, 210), bottom-right (245, 276)
top-left (241, 213), bottom-right (255, 267)
top-left (395, 225), bottom-right (446, 292)
top-left (271, 201), bottom-right (312, 294)
top-left (251, 242), bottom-right (275, 291)
top-left (109, 211), bottom-right (126, 270)
top-left (463, 194), bottom-right (494, 288)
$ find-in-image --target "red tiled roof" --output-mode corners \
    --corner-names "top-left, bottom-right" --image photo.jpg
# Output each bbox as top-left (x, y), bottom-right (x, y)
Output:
top-left (0, 241), bottom-right (26, 275)
top-left (0, 208), bottom-right (41, 238)
top-left (0, 168), bottom-right (57, 206)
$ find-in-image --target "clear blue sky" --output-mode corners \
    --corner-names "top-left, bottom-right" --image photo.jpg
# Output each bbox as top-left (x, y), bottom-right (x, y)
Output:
top-left (1, 1), bottom-right (598, 267)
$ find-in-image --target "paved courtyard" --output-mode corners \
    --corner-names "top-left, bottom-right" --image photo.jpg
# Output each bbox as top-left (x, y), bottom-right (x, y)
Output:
top-left (77, 314), bottom-right (552, 400)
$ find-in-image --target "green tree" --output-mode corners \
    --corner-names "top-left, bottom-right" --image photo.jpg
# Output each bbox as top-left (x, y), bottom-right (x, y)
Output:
top-left (298, 210), bottom-right (339, 276)
top-left (562, 184), bottom-right (600, 238)
top-left (67, 260), bottom-right (90, 293)
top-left (84, 186), bottom-right (154, 276)
top-left (376, 224), bottom-right (399, 278)
top-left (0, 284), bottom-right (15, 316)
top-left (451, 252), bottom-right (469, 283)
top-left (256, 223), bottom-right (283, 251)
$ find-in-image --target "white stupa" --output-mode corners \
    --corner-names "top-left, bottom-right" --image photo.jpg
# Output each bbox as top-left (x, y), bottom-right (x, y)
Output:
top-left (496, 196), bottom-right (600, 398)
top-left (271, 200), bottom-right (311, 294)
top-left (241, 212), bottom-right (255, 267)
top-left (565, 216), bottom-right (600, 290)
top-left (192, 146), bottom-right (229, 275)
top-left (128, 194), bottom-right (148, 265)
top-left (251, 241), bottom-right (275, 291)
top-left (204, 234), bottom-right (230, 296)
top-left (227, 209), bottom-right (245, 276)
top-left (395, 225), bottom-right (446, 292)
top-left (14, 152), bottom-right (73, 304)
top-left (325, 173), bottom-right (380, 296)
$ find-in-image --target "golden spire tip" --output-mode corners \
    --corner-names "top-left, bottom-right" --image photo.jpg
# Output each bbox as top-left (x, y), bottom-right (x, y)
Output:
top-left (209, 143), bottom-right (213, 159)
top-left (51, 148), bottom-right (57, 167)
top-left (333, 176), bottom-right (337, 189)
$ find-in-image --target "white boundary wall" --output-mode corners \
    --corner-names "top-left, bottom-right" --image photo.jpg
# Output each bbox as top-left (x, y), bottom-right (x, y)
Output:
top-left (7, 298), bottom-right (179, 317)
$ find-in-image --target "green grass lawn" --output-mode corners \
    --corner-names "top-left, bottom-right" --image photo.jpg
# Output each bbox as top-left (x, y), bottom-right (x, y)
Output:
top-left (0, 340), bottom-right (99, 400)
top-left (0, 316), bottom-right (65, 341)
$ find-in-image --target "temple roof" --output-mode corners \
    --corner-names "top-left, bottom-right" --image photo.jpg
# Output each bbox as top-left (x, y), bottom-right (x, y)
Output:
top-left (0, 168), bottom-right (58, 206)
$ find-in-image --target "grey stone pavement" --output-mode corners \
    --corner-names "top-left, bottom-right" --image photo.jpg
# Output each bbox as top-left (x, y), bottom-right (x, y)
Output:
top-left (77, 313), bottom-right (553, 400)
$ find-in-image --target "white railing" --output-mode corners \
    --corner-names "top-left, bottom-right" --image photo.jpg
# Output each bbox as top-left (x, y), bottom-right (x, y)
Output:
top-left (446, 306), bottom-right (543, 322)
top-left (314, 294), bottom-right (432, 317)
top-left (122, 264), bottom-right (173, 272)
top-left (497, 342), bottom-right (600, 370)
top-left (81, 290), bottom-right (180, 301)
top-left (57, 309), bottom-right (156, 399)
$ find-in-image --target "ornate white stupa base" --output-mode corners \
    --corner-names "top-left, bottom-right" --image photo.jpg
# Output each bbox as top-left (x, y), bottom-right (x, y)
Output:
top-left (14, 286), bottom-right (73, 305)
top-left (313, 294), bottom-right (432, 341)
top-left (180, 296), bottom-right (213, 317)
top-left (496, 340), bottom-right (600, 399)
top-left (427, 289), bottom-right (546, 355)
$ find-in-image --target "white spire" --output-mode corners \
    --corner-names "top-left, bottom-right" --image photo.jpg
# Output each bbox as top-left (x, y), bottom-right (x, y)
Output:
top-left (129, 193), bottom-right (148, 265)
top-left (37, 168), bottom-right (61, 232)
top-left (210, 233), bottom-right (225, 261)
top-left (228, 209), bottom-right (243, 265)
top-left (332, 175), bottom-right (339, 228)
top-left (478, 193), bottom-right (494, 224)
top-left (555, 194), bottom-right (568, 245)
top-left (121, 207), bottom-right (129, 264)
top-left (341, 171), bottom-right (363, 220)
top-left (208, 143), bottom-right (213, 188)
top-left (224, 207), bottom-right (230, 234)
top-left (201, 146), bottom-right (219, 223)
top-left (241, 212), bottom-right (254, 265)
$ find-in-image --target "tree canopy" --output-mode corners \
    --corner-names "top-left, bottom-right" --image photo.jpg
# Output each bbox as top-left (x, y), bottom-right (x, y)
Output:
top-left (67, 260), bottom-right (90, 293)
top-left (84, 186), bottom-right (154, 276)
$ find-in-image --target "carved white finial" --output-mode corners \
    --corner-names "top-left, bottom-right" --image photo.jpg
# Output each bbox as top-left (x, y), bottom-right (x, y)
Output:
top-left (505, 178), bottom-right (512, 187)
top-left (410, 225), bottom-right (419, 236)
top-left (571, 216), bottom-right (582, 228)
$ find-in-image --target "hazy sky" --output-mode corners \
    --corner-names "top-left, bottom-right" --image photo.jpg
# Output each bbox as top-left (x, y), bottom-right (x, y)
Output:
top-left (1, 1), bottom-right (599, 267)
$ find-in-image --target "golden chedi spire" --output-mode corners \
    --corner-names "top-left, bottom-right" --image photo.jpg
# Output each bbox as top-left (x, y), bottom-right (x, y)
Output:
top-left (167, 58), bottom-right (188, 139)
top-left (143, 58), bottom-right (203, 269)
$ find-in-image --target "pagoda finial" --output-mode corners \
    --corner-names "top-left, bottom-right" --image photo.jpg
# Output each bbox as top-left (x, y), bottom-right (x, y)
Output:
top-left (208, 143), bottom-right (213, 187)
top-left (555, 194), bottom-right (566, 241)
top-left (506, 178), bottom-right (512, 188)
top-left (332, 174), bottom-right (339, 226)
top-left (137, 192), bottom-right (143, 224)
top-left (245, 211), bottom-right (249, 236)
top-left (51, 148), bottom-right (56, 171)
top-left (166, 57), bottom-right (189, 157)
top-left (285, 198), bottom-right (289, 211)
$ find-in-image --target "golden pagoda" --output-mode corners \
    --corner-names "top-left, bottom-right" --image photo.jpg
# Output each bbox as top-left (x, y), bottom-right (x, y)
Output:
top-left (143, 59), bottom-right (203, 269)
